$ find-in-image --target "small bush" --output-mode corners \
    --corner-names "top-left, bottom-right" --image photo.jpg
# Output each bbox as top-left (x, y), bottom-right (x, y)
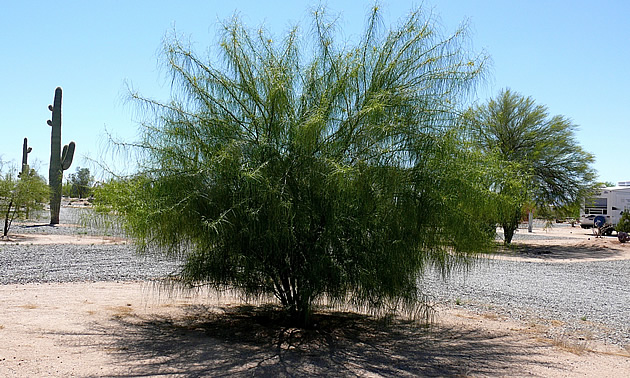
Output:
top-left (616, 211), bottom-right (630, 233)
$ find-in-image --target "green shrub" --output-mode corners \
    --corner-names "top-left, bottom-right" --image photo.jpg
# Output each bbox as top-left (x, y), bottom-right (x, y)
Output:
top-left (97, 5), bottom-right (495, 326)
top-left (616, 210), bottom-right (630, 233)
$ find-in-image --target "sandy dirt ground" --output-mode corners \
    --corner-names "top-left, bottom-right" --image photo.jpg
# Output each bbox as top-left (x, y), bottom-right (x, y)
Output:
top-left (1, 233), bottom-right (127, 246)
top-left (1, 223), bottom-right (629, 376)
top-left (490, 223), bottom-right (630, 263)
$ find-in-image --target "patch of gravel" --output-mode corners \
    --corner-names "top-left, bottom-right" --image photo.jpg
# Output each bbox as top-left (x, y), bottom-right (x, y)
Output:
top-left (1, 206), bottom-right (181, 284)
top-left (0, 244), bottom-right (180, 284)
top-left (422, 255), bottom-right (630, 348)
top-left (421, 225), bottom-right (630, 347)
top-left (11, 206), bottom-right (124, 237)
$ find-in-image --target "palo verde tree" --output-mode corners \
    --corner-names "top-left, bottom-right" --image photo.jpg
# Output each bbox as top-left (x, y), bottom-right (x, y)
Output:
top-left (100, 5), bottom-right (494, 326)
top-left (66, 167), bottom-right (94, 199)
top-left (0, 165), bottom-right (49, 238)
top-left (465, 89), bottom-right (596, 243)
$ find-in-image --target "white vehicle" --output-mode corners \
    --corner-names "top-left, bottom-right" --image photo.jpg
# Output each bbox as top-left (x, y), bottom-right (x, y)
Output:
top-left (580, 182), bottom-right (630, 234)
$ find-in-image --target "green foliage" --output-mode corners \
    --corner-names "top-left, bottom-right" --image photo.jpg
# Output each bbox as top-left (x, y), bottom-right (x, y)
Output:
top-left (617, 211), bottom-right (630, 233)
top-left (65, 167), bottom-right (94, 199)
top-left (464, 89), bottom-right (596, 243)
top-left (62, 181), bottom-right (72, 197)
top-left (47, 87), bottom-right (76, 224)
top-left (100, 5), bottom-right (494, 325)
top-left (537, 201), bottom-right (581, 225)
top-left (494, 163), bottom-right (528, 244)
top-left (0, 166), bottom-right (49, 237)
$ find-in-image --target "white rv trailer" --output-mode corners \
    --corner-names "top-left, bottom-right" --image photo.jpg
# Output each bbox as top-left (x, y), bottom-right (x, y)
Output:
top-left (580, 182), bottom-right (630, 233)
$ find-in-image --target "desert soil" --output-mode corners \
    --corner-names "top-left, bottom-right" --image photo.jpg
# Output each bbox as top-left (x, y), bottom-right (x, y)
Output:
top-left (1, 218), bottom-right (629, 376)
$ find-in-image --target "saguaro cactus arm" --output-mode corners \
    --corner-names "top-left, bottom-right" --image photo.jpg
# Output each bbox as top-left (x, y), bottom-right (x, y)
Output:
top-left (61, 141), bottom-right (75, 171)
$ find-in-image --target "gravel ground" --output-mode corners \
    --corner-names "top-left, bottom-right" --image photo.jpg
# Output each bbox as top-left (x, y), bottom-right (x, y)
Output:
top-left (2, 210), bottom-right (629, 348)
top-left (1, 206), bottom-right (180, 284)
top-left (421, 243), bottom-right (630, 348)
top-left (12, 206), bottom-right (125, 237)
top-left (0, 244), bottom-right (180, 284)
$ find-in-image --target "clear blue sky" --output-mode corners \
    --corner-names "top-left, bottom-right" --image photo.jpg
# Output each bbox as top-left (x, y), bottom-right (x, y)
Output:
top-left (1, 0), bottom-right (628, 184)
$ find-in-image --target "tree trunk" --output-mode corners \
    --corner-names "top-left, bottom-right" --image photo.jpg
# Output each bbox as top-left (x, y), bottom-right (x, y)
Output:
top-left (502, 222), bottom-right (517, 244)
top-left (502, 208), bottom-right (522, 244)
top-left (274, 274), bottom-right (314, 328)
top-left (3, 199), bottom-right (12, 237)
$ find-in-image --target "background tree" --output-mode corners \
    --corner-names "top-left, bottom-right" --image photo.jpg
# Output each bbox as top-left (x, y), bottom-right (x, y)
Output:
top-left (1, 166), bottom-right (49, 237)
top-left (66, 167), bottom-right (94, 199)
top-left (617, 211), bottom-right (630, 233)
top-left (465, 89), bottom-right (596, 243)
top-left (98, 6), bottom-right (494, 326)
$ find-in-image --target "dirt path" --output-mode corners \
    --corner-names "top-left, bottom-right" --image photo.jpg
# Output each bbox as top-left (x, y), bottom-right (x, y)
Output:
top-left (492, 223), bottom-right (630, 262)
top-left (0, 281), bottom-right (629, 377)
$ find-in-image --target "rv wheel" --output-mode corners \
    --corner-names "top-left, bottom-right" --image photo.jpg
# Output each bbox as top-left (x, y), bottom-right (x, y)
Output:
top-left (593, 216), bottom-right (606, 228)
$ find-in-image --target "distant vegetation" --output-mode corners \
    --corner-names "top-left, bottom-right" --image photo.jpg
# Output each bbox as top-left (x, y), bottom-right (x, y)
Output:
top-left (463, 89), bottom-right (596, 243)
top-left (617, 211), bottom-right (630, 234)
top-left (0, 163), bottom-right (49, 237)
top-left (62, 167), bottom-right (94, 199)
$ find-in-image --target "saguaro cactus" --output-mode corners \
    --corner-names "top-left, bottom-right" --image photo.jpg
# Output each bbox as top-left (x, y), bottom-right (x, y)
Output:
top-left (47, 87), bottom-right (76, 225)
top-left (19, 137), bottom-right (32, 177)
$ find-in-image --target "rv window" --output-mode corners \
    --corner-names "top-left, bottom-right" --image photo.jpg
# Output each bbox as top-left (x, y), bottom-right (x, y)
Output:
top-left (585, 198), bottom-right (607, 208)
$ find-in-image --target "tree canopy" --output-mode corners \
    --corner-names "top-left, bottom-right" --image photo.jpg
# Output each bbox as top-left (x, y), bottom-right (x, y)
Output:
top-left (465, 89), bottom-right (596, 243)
top-left (99, 5), bottom-right (495, 325)
top-left (1, 165), bottom-right (49, 237)
top-left (65, 167), bottom-right (94, 199)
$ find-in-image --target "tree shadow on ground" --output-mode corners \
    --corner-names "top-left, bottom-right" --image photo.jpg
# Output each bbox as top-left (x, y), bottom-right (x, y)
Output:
top-left (93, 304), bottom-right (561, 377)
top-left (498, 242), bottom-right (627, 261)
